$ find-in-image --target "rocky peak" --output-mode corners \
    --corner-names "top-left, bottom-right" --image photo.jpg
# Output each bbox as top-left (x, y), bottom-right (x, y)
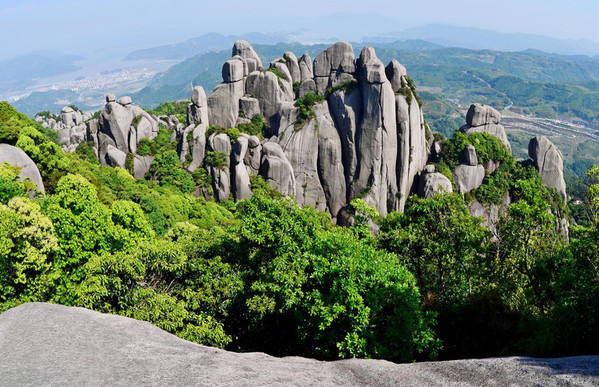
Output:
top-left (529, 135), bottom-right (567, 202)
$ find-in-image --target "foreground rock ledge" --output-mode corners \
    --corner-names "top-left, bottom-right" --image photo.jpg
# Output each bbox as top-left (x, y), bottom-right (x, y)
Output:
top-left (0, 303), bottom-right (597, 386)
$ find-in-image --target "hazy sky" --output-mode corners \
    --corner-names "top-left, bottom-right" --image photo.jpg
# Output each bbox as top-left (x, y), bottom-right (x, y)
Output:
top-left (2, 0), bottom-right (599, 59)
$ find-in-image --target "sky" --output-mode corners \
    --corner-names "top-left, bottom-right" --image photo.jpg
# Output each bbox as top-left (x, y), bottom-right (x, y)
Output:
top-left (1, 0), bottom-right (599, 59)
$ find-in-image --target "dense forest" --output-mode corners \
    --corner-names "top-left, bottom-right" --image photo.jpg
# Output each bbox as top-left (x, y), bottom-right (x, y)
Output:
top-left (1, 99), bottom-right (599, 363)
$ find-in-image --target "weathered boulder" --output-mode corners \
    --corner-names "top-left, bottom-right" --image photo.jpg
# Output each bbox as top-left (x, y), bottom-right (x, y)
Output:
top-left (231, 40), bottom-right (263, 73)
top-left (418, 166), bottom-right (453, 199)
top-left (207, 81), bottom-right (245, 129)
top-left (0, 144), bottom-right (45, 193)
top-left (396, 91), bottom-right (429, 211)
top-left (245, 70), bottom-right (293, 125)
top-left (222, 58), bottom-right (245, 83)
top-left (453, 164), bottom-right (485, 194)
top-left (385, 60), bottom-right (408, 93)
top-left (207, 133), bottom-right (232, 201)
top-left (328, 87), bottom-right (362, 194)
top-left (187, 86), bottom-right (209, 126)
top-left (283, 52), bottom-right (301, 84)
top-left (118, 96), bottom-right (132, 106)
top-left (297, 79), bottom-right (316, 99)
top-left (60, 106), bottom-right (83, 127)
top-left (461, 104), bottom-right (511, 152)
top-left (105, 145), bottom-right (127, 168)
top-left (277, 102), bottom-right (327, 211)
top-left (462, 145), bottom-right (478, 166)
top-left (259, 141), bottom-right (295, 197)
top-left (315, 103), bottom-right (346, 217)
top-left (244, 136), bottom-right (262, 175)
top-left (230, 136), bottom-right (252, 201)
top-left (183, 86), bottom-right (209, 172)
top-left (453, 145), bottom-right (484, 194)
top-left (133, 155), bottom-right (154, 179)
top-left (467, 103), bottom-right (501, 127)
top-left (239, 96), bottom-right (261, 120)
top-left (313, 41), bottom-right (356, 94)
top-left (298, 53), bottom-right (313, 82)
top-left (3, 303), bottom-right (598, 386)
top-left (97, 93), bottom-right (159, 167)
top-left (528, 135), bottom-right (567, 202)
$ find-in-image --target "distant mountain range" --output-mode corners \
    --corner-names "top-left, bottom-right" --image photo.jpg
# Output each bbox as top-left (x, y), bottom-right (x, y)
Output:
top-left (366, 24), bottom-right (599, 56)
top-left (0, 51), bottom-right (84, 92)
top-left (124, 32), bottom-right (294, 61)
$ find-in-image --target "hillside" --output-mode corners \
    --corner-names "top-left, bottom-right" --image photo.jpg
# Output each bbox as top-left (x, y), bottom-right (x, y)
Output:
top-left (1, 40), bottom-right (599, 366)
top-left (2, 303), bottom-right (598, 386)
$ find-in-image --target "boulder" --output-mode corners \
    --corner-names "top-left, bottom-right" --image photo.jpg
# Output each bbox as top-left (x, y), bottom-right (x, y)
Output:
top-left (467, 103), bottom-right (501, 127)
top-left (260, 141), bottom-right (296, 196)
top-left (453, 164), bottom-right (485, 194)
top-left (133, 155), bottom-right (154, 179)
top-left (313, 41), bottom-right (356, 94)
top-left (231, 136), bottom-right (252, 200)
top-left (239, 96), bottom-right (261, 120)
top-left (277, 102), bottom-right (327, 211)
top-left (245, 70), bottom-right (293, 124)
top-left (0, 144), bottom-right (45, 193)
top-left (461, 104), bottom-right (511, 152)
top-left (207, 81), bottom-right (245, 129)
top-left (244, 136), bottom-right (262, 176)
top-left (60, 106), bottom-right (83, 127)
top-left (207, 133), bottom-right (232, 201)
top-left (222, 58), bottom-right (245, 83)
top-left (315, 103), bottom-right (346, 217)
top-left (328, 87), bottom-right (362, 194)
top-left (528, 135), bottom-right (567, 202)
top-left (297, 79), bottom-right (316, 99)
top-left (462, 145), bottom-right (478, 166)
top-left (418, 169), bottom-right (453, 199)
top-left (283, 52), bottom-right (301, 84)
top-left (188, 86), bottom-right (209, 126)
top-left (385, 60), bottom-right (407, 93)
top-left (105, 145), bottom-right (127, 168)
top-left (298, 53), bottom-right (313, 82)
top-left (232, 40), bottom-right (263, 72)
top-left (118, 96), bottom-right (132, 106)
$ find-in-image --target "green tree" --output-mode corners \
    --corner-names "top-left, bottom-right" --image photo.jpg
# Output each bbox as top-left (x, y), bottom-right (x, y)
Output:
top-left (0, 197), bottom-right (58, 311)
top-left (379, 193), bottom-right (491, 304)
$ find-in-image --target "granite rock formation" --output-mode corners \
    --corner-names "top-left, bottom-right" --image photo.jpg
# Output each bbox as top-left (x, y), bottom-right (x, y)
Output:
top-left (0, 144), bottom-right (45, 193)
top-left (2, 303), bottom-right (598, 386)
top-left (201, 40), bottom-right (431, 220)
top-left (528, 135), bottom-right (567, 202)
top-left (461, 104), bottom-right (511, 152)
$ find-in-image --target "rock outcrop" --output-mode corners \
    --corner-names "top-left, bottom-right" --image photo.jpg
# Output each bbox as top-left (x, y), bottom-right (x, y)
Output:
top-left (528, 135), bottom-right (567, 202)
top-left (453, 145), bottom-right (485, 194)
top-left (180, 86), bottom-right (209, 172)
top-left (461, 104), bottom-right (511, 152)
top-left (3, 303), bottom-right (598, 386)
top-left (97, 94), bottom-right (159, 178)
top-left (35, 107), bottom-right (94, 153)
top-left (48, 41), bottom-right (430, 222)
top-left (418, 165), bottom-right (453, 199)
top-left (0, 144), bottom-right (45, 193)
top-left (201, 40), bottom-right (431, 220)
